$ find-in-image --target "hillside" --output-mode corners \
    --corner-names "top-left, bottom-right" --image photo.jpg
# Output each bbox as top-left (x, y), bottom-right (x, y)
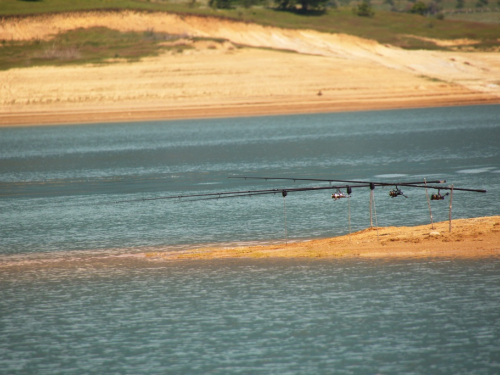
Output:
top-left (1, 10), bottom-right (499, 125)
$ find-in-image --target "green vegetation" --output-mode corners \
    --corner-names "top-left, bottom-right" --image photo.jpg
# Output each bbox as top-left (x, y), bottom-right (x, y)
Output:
top-left (1, 0), bottom-right (499, 71)
top-left (0, 0), bottom-right (186, 15)
top-left (355, 0), bottom-right (375, 16)
top-left (447, 12), bottom-right (500, 24)
top-left (418, 74), bottom-right (447, 83)
top-left (409, 1), bottom-right (429, 15)
top-left (0, 27), bottom-right (195, 71)
top-left (1, 0), bottom-right (498, 43)
top-left (208, 0), bottom-right (234, 9)
top-left (1, 0), bottom-right (499, 20)
top-left (274, 0), bottom-right (329, 12)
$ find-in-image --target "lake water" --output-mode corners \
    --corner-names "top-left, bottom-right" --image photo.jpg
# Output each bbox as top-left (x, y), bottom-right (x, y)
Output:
top-left (1, 105), bottom-right (500, 374)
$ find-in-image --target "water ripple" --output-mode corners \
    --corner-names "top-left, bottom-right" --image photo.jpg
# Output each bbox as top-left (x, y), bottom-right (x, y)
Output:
top-left (1, 259), bottom-right (499, 374)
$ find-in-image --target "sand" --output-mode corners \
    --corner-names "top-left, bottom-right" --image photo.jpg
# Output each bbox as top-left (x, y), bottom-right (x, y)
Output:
top-left (145, 216), bottom-right (500, 260)
top-left (1, 11), bottom-right (500, 127)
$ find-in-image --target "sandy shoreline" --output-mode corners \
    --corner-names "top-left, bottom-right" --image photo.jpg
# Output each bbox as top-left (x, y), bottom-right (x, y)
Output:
top-left (1, 11), bottom-right (500, 127)
top-left (145, 216), bottom-right (500, 261)
top-left (2, 95), bottom-right (500, 127)
top-left (1, 217), bottom-right (498, 273)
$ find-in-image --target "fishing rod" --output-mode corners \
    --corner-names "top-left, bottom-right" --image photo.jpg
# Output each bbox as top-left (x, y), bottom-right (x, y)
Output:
top-left (111, 174), bottom-right (488, 239)
top-left (229, 176), bottom-right (446, 187)
top-left (115, 187), bottom-right (292, 204)
top-left (401, 184), bottom-right (487, 193)
top-left (228, 176), bottom-right (488, 199)
top-left (114, 176), bottom-right (485, 205)
top-left (115, 183), bottom-right (370, 204)
top-left (178, 190), bottom-right (287, 202)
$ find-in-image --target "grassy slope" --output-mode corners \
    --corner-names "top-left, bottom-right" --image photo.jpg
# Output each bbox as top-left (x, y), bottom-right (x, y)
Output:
top-left (1, 0), bottom-right (499, 70)
top-left (2, 0), bottom-right (500, 47)
top-left (239, 8), bottom-right (500, 49)
top-left (0, 27), bottom-right (195, 71)
top-left (0, 0), bottom-right (179, 15)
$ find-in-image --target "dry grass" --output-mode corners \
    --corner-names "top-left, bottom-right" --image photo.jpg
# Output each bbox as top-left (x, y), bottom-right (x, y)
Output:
top-left (34, 44), bottom-right (81, 60)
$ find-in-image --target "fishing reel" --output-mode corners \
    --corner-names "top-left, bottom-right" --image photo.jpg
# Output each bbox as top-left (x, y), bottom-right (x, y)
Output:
top-left (431, 189), bottom-right (449, 200)
top-left (332, 186), bottom-right (352, 200)
top-left (389, 186), bottom-right (408, 198)
top-left (332, 191), bottom-right (348, 200)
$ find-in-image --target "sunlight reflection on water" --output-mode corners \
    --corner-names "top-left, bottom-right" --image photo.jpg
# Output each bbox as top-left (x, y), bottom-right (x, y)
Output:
top-left (1, 258), bottom-right (499, 374)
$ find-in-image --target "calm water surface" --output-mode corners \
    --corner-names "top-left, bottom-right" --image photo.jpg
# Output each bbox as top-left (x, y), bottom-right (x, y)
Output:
top-left (1, 105), bottom-right (500, 374)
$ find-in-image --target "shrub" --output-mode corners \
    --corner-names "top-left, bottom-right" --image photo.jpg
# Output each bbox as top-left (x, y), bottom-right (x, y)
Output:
top-left (209, 0), bottom-right (234, 8)
top-left (409, 1), bottom-right (428, 15)
top-left (356, 0), bottom-right (375, 17)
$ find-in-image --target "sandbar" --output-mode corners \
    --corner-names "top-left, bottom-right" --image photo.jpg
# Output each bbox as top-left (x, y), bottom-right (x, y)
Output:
top-left (1, 217), bottom-right (498, 274)
top-left (145, 216), bottom-right (500, 260)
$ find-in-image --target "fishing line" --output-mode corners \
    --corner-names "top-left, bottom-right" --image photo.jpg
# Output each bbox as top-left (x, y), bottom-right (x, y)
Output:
top-left (449, 185), bottom-right (454, 232)
top-left (372, 190), bottom-right (379, 240)
top-left (348, 194), bottom-right (352, 243)
top-left (369, 184), bottom-right (374, 228)
top-left (369, 183), bottom-right (379, 240)
top-left (424, 178), bottom-right (434, 229)
top-left (282, 190), bottom-right (288, 245)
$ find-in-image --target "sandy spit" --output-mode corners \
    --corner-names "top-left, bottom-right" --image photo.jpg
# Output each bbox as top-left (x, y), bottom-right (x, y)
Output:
top-left (1, 11), bottom-right (500, 127)
top-left (144, 216), bottom-right (500, 260)
top-left (1, 217), bottom-right (498, 274)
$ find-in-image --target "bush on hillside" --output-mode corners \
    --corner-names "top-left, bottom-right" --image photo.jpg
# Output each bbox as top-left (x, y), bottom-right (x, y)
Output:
top-left (355, 0), bottom-right (375, 17)
top-left (409, 1), bottom-right (429, 15)
top-left (209, 0), bottom-right (234, 9)
top-left (274, 0), bottom-right (329, 12)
